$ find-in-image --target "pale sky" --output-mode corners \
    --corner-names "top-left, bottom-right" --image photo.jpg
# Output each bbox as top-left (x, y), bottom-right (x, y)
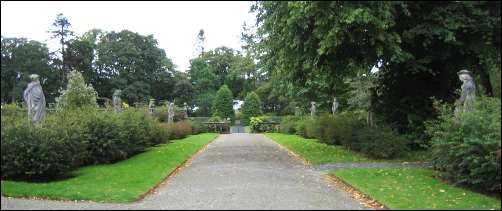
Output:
top-left (1, 1), bottom-right (256, 71)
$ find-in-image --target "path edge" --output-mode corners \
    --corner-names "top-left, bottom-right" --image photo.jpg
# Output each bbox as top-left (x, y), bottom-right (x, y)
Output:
top-left (134, 133), bottom-right (220, 202)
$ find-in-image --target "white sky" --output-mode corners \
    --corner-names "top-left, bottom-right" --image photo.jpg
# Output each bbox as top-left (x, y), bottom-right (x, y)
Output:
top-left (1, 1), bottom-right (256, 71)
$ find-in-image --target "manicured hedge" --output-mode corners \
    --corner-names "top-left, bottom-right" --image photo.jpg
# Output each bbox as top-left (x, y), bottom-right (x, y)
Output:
top-left (1, 106), bottom-right (169, 180)
top-left (279, 112), bottom-right (409, 159)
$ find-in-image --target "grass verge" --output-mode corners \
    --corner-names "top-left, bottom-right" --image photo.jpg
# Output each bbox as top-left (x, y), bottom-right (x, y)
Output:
top-left (330, 168), bottom-right (501, 210)
top-left (264, 133), bottom-right (429, 164)
top-left (1, 133), bottom-right (219, 203)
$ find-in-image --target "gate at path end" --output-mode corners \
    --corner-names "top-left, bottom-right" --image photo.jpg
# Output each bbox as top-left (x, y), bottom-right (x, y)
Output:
top-left (230, 119), bottom-right (246, 133)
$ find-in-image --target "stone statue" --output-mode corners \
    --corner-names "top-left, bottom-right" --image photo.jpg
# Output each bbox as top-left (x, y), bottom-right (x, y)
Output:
top-left (112, 89), bottom-right (122, 113)
top-left (167, 102), bottom-right (174, 123)
top-left (183, 102), bottom-right (188, 119)
top-left (456, 69), bottom-right (477, 113)
top-left (294, 106), bottom-right (302, 117)
top-left (310, 101), bottom-right (316, 120)
top-left (148, 99), bottom-right (156, 117)
top-left (134, 102), bottom-right (140, 111)
top-left (23, 74), bottom-right (46, 123)
top-left (332, 97), bottom-right (339, 117)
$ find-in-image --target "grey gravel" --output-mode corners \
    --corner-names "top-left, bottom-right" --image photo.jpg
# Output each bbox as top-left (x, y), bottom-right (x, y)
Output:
top-left (1, 134), bottom-right (369, 210)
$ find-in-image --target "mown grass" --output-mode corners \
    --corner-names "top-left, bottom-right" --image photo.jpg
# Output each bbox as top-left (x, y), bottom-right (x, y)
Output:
top-left (264, 133), bottom-right (429, 164)
top-left (331, 168), bottom-right (501, 210)
top-left (1, 133), bottom-right (219, 203)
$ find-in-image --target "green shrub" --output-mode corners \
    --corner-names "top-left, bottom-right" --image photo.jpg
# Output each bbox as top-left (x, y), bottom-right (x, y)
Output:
top-left (310, 113), bottom-right (338, 145)
top-left (249, 116), bottom-right (265, 132)
top-left (332, 112), bottom-right (367, 147)
top-left (187, 120), bottom-right (207, 134)
top-left (166, 121), bottom-right (192, 140)
top-left (1, 106), bottom-right (168, 180)
top-left (294, 118), bottom-right (308, 137)
top-left (356, 126), bottom-right (409, 159)
top-left (56, 71), bottom-right (98, 110)
top-left (241, 92), bottom-right (263, 126)
top-left (425, 97), bottom-right (501, 192)
top-left (1, 111), bottom-right (86, 179)
top-left (280, 116), bottom-right (300, 134)
top-left (82, 109), bottom-right (167, 165)
top-left (212, 85), bottom-right (235, 121)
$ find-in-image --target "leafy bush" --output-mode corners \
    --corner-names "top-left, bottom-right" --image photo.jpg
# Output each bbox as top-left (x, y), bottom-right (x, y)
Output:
top-left (83, 109), bottom-right (167, 165)
top-left (56, 71), bottom-right (98, 110)
top-left (310, 113), bottom-right (338, 145)
top-left (249, 116), bottom-right (265, 132)
top-left (1, 110), bottom-right (86, 179)
top-left (294, 118), bottom-right (309, 137)
top-left (187, 120), bottom-right (207, 134)
top-left (280, 115), bottom-right (300, 134)
top-left (331, 112), bottom-right (367, 146)
top-left (356, 126), bottom-right (409, 159)
top-left (1, 106), bottom-right (168, 180)
top-left (425, 97), bottom-right (501, 192)
top-left (241, 92), bottom-right (263, 126)
top-left (212, 85), bottom-right (235, 121)
top-left (166, 121), bottom-right (192, 140)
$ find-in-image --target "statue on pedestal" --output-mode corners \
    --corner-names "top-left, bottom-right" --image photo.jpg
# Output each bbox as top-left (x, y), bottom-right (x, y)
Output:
top-left (23, 74), bottom-right (46, 123)
top-left (112, 89), bottom-right (122, 113)
top-left (183, 102), bottom-right (188, 120)
top-left (310, 101), bottom-right (316, 120)
top-left (332, 97), bottom-right (339, 117)
top-left (167, 102), bottom-right (174, 123)
top-left (455, 69), bottom-right (477, 113)
top-left (148, 99), bottom-right (156, 117)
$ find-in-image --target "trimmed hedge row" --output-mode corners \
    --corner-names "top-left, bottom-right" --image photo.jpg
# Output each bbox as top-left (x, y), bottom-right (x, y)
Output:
top-left (279, 112), bottom-right (409, 159)
top-left (1, 107), bottom-right (170, 180)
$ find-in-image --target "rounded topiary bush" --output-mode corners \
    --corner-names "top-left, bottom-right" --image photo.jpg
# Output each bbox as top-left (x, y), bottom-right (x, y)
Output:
top-left (241, 92), bottom-right (263, 126)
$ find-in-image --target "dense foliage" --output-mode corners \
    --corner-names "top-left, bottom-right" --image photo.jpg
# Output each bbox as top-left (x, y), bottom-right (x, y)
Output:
top-left (425, 97), bottom-right (501, 192)
top-left (251, 1), bottom-right (501, 136)
top-left (241, 92), bottom-right (263, 126)
top-left (0, 106), bottom-right (170, 179)
top-left (55, 70), bottom-right (97, 110)
top-left (212, 85), bottom-right (235, 121)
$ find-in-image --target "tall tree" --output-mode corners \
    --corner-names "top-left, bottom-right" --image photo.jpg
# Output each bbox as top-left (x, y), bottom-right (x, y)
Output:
top-left (49, 13), bottom-right (74, 84)
top-left (1, 37), bottom-right (58, 103)
top-left (194, 29), bottom-right (206, 57)
top-left (251, 1), bottom-right (501, 134)
top-left (212, 85), bottom-right (235, 120)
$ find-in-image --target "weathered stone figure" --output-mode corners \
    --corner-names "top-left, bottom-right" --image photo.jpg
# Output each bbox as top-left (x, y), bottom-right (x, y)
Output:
top-left (23, 74), bottom-right (46, 123)
top-left (332, 97), bottom-right (339, 117)
top-left (310, 101), bottom-right (316, 120)
top-left (456, 69), bottom-right (477, 113)
top-left (168, 102), bottom-right (174, 123)
top-left (294, 106), bottom-right (302, 117)
top-left (183, 102), bottom-right (188, 119)
top-left (112, 89), bottom-right (122, 113)
top-left (148, 99), bottom-right (156, 117)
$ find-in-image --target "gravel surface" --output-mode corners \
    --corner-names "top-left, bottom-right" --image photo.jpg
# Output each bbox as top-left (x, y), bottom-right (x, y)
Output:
top-left (1, 134), bottom-right (369, 210)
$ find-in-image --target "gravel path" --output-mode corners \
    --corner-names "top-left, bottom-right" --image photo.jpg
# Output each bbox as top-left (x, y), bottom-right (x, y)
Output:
top-left (1, 134), bottom-right (369, 210)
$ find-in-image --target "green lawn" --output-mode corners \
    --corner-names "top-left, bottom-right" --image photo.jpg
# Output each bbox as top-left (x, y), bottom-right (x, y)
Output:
top-left (331, 168), bottom-right (501, 210)
top-left (1, 133), bottom-right (219, 203)
top-left (264, 133), bottom-right (429, 164)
